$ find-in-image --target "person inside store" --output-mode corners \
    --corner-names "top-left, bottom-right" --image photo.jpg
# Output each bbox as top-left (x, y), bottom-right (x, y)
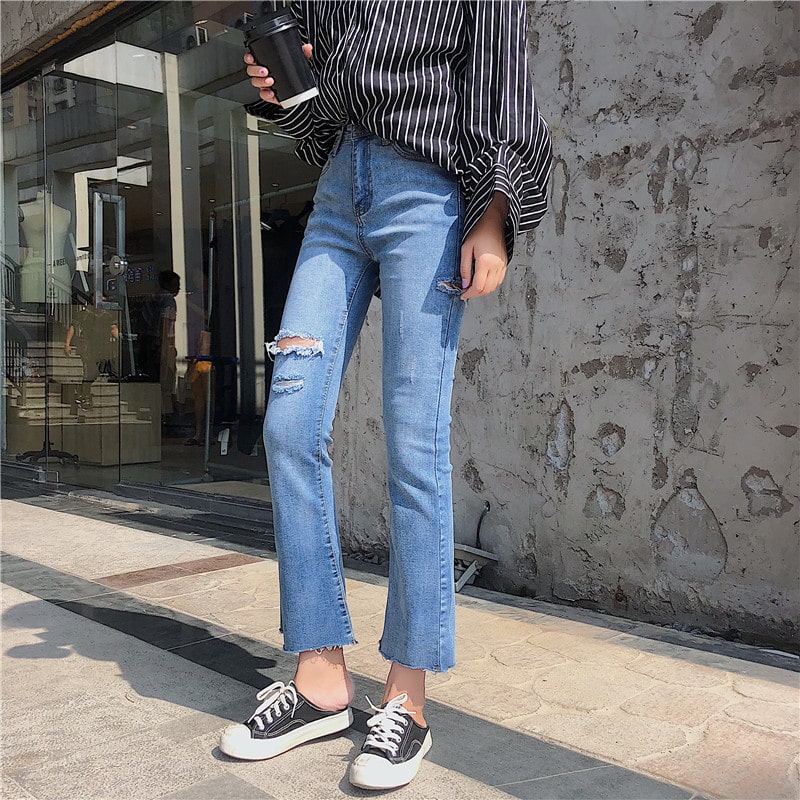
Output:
top-left (220, 2), bottom-right (552, 790)
top-left (137, 270), bottom-right (180, 422)
top-left (64, 292), bottom-right (120, 381)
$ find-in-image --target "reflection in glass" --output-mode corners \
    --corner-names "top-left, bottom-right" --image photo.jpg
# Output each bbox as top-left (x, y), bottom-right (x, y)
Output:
top-left (3, 2), bottom-right (321, 502)
top-left (2, 79), bottom-right (52, 465)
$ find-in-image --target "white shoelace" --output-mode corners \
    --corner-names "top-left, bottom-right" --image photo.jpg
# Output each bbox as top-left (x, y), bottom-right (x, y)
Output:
top-left (363, 693), bottom-right (415, 757)
top-left (247, 681), bottom-right (299, 731)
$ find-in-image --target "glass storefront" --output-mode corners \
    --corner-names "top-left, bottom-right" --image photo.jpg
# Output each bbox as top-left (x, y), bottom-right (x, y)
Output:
top-left (2, 2), bottom-right (317, 500)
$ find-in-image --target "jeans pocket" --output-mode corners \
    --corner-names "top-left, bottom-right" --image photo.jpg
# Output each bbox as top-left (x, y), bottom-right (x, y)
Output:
top-left (391, 142), bottom-right (429, 163)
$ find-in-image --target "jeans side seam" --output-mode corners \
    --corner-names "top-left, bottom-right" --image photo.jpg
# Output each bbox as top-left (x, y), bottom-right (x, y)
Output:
top-left (314, 259), bottom-right (376, 641)
top-left (429, 295), bottom-right (458, 673)
top-left (433, 187), bottom-right (464, 672)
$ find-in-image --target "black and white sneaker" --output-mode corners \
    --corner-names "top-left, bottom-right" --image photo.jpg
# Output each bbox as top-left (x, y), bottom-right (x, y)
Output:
top-left (219, 680), bottom-right (353, 761)
top-left (349, 693), bottom-right (432, 790)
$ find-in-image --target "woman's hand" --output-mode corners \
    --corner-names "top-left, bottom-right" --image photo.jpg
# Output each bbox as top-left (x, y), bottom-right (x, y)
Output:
top-left (459, 192), bottom-right (509, 301)
top-left (244, 46), bottom-right (313, 104)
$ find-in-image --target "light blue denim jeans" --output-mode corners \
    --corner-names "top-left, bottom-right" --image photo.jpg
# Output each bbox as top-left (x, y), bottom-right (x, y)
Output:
top-left (263, 125), bottom-right (465, 672)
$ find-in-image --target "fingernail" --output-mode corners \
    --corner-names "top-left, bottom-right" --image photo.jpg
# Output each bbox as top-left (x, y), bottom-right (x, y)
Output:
top-left (461, 278), bottom-right (470, 288)
top-left (259, 68), bottom-right (267, 75)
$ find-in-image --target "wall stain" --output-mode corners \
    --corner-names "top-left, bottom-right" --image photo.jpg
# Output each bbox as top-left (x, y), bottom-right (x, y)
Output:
top-left (691, 2), bottom-right (724, 44)
top-left (672, 251), bottom-right (700, 445)
top-left (652, 448), bottom-right (668, 490)
top-left (738, 362), bottom-right (762, 384)
top-left (725, 111), bottom-right (800, 144)
top-left (460, 347), bottom-right (485, 384)
top-left (775, 425), bottom-right (798, 437)
top-left (648, 145), bottom-right (670, 213)
top-left (583, 485), bottom-right (626, 520)
top-left (546, 399), bottom-right (574, 496)
top-left (559, 56), bottom-right (574, 94)
top-left (604, 246), bottom-right (628, 273)
top-left (729, 60), bottom-right (800, 90)
top-left (579, 358), bottom-right (605, 379)
top-left (741, 467), bottom-right (794, 518)
top-left (461, 458), bottom-right (485, 493)
top-left (552, 156), bottom-right (570, 237)
top-left (596, 422), bottom-right (626, 456)
top-left (670, 137), bottom-right (700, 211)
top-left (651, 470), bottom-right (727, 583)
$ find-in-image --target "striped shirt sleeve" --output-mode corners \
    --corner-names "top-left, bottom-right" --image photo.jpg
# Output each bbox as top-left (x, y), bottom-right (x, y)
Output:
top-left (460, 0), bottom-right (553, 260)
top-left (243, 2), bottom-right (324, 161)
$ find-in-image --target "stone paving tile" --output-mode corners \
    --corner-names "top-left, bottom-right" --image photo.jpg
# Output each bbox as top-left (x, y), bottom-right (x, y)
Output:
top-left (626, 653), bottom-right (730, 688)
top-left (724, 698), bottom-right (800, 734)
top-left (9, 728), bottom-right (227, 800)
top-left (455, 609), bottom-right (535, 647)
top-left (451, 650), bottom-right (564, 690)
top-left (0, 553), bottom-right (116, 605)
top-left (527, 629), bottom-right (643, 665)
top-left (97, 552), bottom-right (262, 588)
top-left (620, 684), bottom-right (732, 728)
top-left (1, 588), bottom-right (260, 777)
top-left (339, 641), bottom-right (394, 684)
top-left (1, 500), bottom-right (226, 579)
top-left (429, 677), bottom-right (542, 722)
top-left (1, 775), bottom-right (38, 800)
top-left (517, 709), bottom-right (688, 764)
top-left (497, 765), bottom-right (693, 800)
top-left (530, 662), bottom-right (659, 711)
top-left (639, 719), bottom-right (800, 800)
top-left (349, 610), bottom-right (386, 643)
top-left (160, 774), bottom-right (278, 800)
top-left (732, 675), bottom-right (800, 703)
top-left (191, 728), bottom-right (512, 800)
top-left (128, 562), bottom-right (282, 636)
top-left (492, 641), bottom-right (572, 671)
top-left (455, 633), bottom-right (489, 663)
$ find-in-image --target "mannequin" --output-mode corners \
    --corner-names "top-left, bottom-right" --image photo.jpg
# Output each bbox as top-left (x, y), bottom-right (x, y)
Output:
top-left (19, 190), bottom-right (72, 305)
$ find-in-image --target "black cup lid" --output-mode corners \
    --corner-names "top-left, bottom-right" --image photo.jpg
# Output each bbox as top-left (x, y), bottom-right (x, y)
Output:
top-left (243, 8), bottom-right (297, 41)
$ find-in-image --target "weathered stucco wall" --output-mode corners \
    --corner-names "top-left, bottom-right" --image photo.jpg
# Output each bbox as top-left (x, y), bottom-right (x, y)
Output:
top-left (334, 1), bottom-right (799, 647)
top-left (1, 0), bottom-right (107, 74)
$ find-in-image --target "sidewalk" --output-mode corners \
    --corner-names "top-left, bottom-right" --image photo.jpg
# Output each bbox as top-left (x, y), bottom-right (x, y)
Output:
top-left (2, 487), bottom-right (798, 800)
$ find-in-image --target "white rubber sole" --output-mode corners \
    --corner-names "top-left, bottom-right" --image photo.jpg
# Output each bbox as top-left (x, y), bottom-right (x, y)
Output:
top-left (349, 730), bottom-right (432, 790)
top-left (219, 707), bottom-right (353, 761)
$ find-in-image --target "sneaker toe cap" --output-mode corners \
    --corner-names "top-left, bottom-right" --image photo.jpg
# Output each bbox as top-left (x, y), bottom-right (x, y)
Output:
top-left (349, 753), bottom-right (392, 786)
top-left (219, 723), bottom-right (252, 756)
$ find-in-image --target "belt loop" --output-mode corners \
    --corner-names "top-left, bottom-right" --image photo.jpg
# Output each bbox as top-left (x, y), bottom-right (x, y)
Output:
top-left (330, 125), bottom-right (345, 157)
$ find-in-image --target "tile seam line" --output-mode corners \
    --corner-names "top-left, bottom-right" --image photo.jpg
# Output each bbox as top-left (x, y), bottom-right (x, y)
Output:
top-left (95, 554), bottom-right (265, 588)
top-left (493, 764), bottom-right (613, 787)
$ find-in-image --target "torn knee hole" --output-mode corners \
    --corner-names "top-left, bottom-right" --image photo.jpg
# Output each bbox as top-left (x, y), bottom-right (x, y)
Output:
top-left (266, 331), bottom-right (324, 358)
top-left (272, 375), bottom-right (304, 394)
top-left (279, 336), bottom-right (318, 350)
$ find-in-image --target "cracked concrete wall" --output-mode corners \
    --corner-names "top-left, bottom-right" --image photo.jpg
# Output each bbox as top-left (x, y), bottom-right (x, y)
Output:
top-left (1, 1), bottom-right (106, 73)
top-left (334, 1), bottom-right (799, 648)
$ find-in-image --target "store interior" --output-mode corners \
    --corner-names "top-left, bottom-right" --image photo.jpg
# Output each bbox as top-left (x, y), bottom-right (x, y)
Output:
top-left (2, 1), bottom-right (320, 498)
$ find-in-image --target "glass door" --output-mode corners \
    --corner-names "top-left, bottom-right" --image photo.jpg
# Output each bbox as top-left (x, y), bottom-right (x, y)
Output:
top-left (40, 53), bottom-right (126, 487)
top-left (2, 77), bottom-right (47, 468)
top-left (115, 3), bottom-right (307, 500)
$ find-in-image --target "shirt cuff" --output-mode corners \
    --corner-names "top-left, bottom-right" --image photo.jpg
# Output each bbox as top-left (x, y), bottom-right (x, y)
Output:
top-left (463, 149), bottom-right (523, 262)
top-left (243, 99), bottom-right (310, 139)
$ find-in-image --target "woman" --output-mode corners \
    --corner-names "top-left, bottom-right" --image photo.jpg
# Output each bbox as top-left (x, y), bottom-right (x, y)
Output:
top-left (220, 1), bottom-right (552, 790)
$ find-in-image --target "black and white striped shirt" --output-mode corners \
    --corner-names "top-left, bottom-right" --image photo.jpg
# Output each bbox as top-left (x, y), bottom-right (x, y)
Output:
top-left (246, 0), bottom-right (552, 260)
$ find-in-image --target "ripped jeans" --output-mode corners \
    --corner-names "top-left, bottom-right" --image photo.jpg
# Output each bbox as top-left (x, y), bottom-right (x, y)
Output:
top-left (263, 125), bottom-right (465, 672)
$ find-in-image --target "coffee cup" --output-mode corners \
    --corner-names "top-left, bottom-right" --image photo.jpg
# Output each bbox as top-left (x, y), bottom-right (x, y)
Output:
top-left (243, 8), bottom-right (318, 108)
